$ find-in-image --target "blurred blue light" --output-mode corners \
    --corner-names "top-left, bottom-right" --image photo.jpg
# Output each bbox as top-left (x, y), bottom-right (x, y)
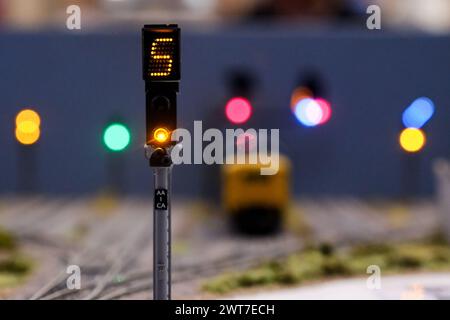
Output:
top-left (402, 97), bottom-right (435, 129)
top-left (294, 98), bottom-right (322, 127)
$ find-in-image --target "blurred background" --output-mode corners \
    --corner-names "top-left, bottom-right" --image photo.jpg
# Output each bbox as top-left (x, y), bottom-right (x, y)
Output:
top-left (0, 0), bottom-right (450, 300)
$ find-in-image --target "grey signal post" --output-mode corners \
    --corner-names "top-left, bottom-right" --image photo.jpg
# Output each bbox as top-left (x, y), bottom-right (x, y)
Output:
top-left (150, 149), bottom-right (172, 300)
top-left (142, 24), bottom-right (180, 300)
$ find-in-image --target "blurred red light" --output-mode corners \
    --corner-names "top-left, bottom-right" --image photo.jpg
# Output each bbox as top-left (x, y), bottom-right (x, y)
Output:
top-left (225, 97), bottom-right (252, 124)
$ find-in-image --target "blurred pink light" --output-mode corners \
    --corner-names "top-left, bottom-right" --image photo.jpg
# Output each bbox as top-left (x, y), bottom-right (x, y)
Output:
top-left (236, 132), bottom-right (257, 152)
top-left (294, 97), bottom-right (332, 127)
top-left (316, 98), bottom-right (332, 124)
top-left (225, 97), bottom-right (252, 124)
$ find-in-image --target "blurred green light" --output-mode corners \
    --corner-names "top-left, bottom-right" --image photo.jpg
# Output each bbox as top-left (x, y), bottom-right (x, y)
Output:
top-left (103, 123), bottom-right (131, 152)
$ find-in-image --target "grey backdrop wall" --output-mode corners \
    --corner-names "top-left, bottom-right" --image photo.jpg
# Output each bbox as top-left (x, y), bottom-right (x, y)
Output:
top-left (0, 27), bottom-right (449, 198)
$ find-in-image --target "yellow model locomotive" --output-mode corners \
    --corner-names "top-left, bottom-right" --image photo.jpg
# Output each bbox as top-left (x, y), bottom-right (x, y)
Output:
top-left (222, 155), bottom-right (291, 234)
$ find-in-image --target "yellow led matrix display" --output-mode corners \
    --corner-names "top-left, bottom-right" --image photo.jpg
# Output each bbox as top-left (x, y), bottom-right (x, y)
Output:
top-left (150, 38), bottom-right (174, 77)
top-left (142, 25), bottom-right (180, 81)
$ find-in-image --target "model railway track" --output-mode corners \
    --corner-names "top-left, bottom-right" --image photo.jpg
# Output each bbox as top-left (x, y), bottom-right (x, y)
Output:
top-left (30, 202), bottom-right (150, 300)
top-left (55, 232), bottom-right (408, 300)
top-left (0, 197), bottom-right (437, 300)
top-left (37, 238), bottom-right (303, 300)
top-left (0, 198), bottom-right (93, 251)
top-left (99, 249), bottom-right (302, 300)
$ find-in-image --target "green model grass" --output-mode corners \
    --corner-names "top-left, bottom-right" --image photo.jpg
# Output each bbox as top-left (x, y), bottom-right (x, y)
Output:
top-left (203, 240), bottom-right (450, 294)
top-left (0, 228), bottom-right (32, 289)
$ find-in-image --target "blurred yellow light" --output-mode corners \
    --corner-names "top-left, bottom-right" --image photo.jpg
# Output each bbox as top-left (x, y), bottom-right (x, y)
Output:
top-left (15, 109), bottom-right (41, 145)
top-left (15, 109), bottom-right (40, 127)
top-left (15, 127), bottom-right (40, 145)
top-left (18, 121), bottom-right (39, 133)
top-left (153, 128), bottom-right (170, 143)
top-left (399, 128), bottom-right (426, 153)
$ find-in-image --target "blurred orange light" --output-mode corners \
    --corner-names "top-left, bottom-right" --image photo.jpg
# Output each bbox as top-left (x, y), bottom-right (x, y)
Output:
top-left (399, 128), bottom-right (426, 153)
top-left (290, 87), bottom-right (312, 111)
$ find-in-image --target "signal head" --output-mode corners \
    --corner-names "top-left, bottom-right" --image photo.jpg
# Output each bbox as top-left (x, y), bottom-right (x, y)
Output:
top-left (142, 24), bottom-right (180, 82)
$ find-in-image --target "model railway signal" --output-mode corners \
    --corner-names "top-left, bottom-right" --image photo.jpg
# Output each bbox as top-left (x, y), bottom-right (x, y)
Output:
top-left (399, 97), bottom-right (435, 154)
top-left (142, 24), bottom-right (180, 301)
top-left (291, 72), bottom-right (332, 127)
top-left (398, 97), bottom-right (435, 198)
top-left (102, 121), bottom-right (131, 195)
top-left (15, 108), bottom-right (41, 193)
top-left (224, 71), bottom-right (255, 126)
top-left (142, 24), bottom-right (180, 148)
